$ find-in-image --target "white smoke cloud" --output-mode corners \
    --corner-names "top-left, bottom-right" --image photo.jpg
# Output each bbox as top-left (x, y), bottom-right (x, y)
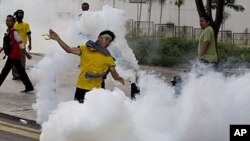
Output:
top-left (39, 65), bottom-right (250, 141)
top-left (2, 1), bottom-right (249, 141)
top-left (31, 5), bottom-right (139, 124)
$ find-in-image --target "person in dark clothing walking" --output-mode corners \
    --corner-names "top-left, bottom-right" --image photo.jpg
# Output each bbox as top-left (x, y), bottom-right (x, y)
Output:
top-left (0, 15), bottom-right (34, 93)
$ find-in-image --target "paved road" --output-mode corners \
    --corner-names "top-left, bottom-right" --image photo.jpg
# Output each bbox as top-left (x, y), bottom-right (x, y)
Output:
top-left (0, 54), bottom-right (41, 121)
top-left (0, 131), bottom-right (37, 141)
top-left (0, 120), bottom-right (39, 141)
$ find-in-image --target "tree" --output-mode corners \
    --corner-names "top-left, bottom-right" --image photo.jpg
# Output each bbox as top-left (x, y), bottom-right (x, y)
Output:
top-left (195, 0), bottom-right (244, 40)
top-left (135, 0), bottom-right (143, 37)
top-left (158, 0), bottom-right (167, 24)
top-left (195, 0), bottom-right (244, 61)
top-left (175, 0), bottom-right (184, 37)
top-left (148, 0), bottom-right (153, 36)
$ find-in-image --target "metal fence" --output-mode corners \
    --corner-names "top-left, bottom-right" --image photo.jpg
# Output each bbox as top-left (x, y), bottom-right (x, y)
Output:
top-left (126, 19), bottom-right (134, 37)
top-left (134, 21), bottom-right (154, 37)
top-left (126, 20), bottom-right (250, 48)
top-left (233, 33), bottom-right (250, 48)
top-left (154, 24), bottom-right (174, 38)
top-left (174, 26), bottom-right (193, 39)
top-left (218, 31), bottom-right (233, 43)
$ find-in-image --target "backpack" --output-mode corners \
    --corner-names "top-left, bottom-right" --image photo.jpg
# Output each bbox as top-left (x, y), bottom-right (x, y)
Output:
top-left (3, 32), bottom-right (12, 56)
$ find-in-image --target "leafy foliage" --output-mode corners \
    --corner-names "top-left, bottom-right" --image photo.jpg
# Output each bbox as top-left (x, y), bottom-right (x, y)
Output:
top-left (127, 37), bottom-right (250, 66)
top-left (127, 37), bottom-right (197, 66)
top-left (211, 0), bottom-right (245, 12)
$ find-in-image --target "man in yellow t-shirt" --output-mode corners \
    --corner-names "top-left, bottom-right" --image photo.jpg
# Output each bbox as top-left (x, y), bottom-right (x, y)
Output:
top-left (198, 15), bottom-right (218, 67)
top-left (12, 9), bottom-right (32, 80)
top-left (48, 29), bottom-right (125, 103)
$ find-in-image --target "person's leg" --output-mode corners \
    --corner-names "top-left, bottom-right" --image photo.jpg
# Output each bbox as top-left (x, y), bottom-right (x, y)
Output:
top-left (12, 49), bottom-right (26, 79)
top-left (14, 60), bottom-right (34, 92)
top-left (0, 58), bottom-right (14, 86)
top-left (74, 88), bottom-right (89, 103)
top-left (12, 65), bottom-right (19, 79)
top-left (101, 80), bottom-right (105, 89)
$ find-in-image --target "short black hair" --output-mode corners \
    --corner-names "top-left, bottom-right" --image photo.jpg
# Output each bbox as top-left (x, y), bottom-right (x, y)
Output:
top-left (7, 15), bottom-right (15, 22)
top-left (82, 2), bottom-right (89, 11)
top-left (82, 2), bottom-right (89, 6)
top-left (14, 9), bottom-right (24, 16)
top-left (98, 30), bottom-right (116, 41)
top-left (200, 15), bottom-right (211, 22)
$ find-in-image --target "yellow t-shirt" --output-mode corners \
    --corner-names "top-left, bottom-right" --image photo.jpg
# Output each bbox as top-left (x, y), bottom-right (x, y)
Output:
top-left (14, 22), bottom-right (31, 45)
top-left (76, 45), bottom-right (115, 90)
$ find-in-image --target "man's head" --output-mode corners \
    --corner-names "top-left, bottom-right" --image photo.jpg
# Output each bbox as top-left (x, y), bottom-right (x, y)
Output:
top-left (97, 30), bottom-right (115, 48)
top-left (14, 9), bottom-right (24, 22)
top-left (82, 2), bottom-right (89, 11)
top-left (199, 15), bottom-right (211, 29)
top-left (6, 15), bottom-right (15, 28)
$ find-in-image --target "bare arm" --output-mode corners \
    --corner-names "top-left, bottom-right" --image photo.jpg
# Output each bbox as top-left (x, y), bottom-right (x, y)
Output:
top-left (49, 29), bottom-right (81, 55)
top-left (14, 31), bottom-right (32, 59)
top-left (198, 41), bottom-right (209, 59)
top-left (0, 47), bottom-right (3, 53)
top-left (110, 67), bottom-right (125, 85)
top-left (27, 33), bottom-right (32, 51)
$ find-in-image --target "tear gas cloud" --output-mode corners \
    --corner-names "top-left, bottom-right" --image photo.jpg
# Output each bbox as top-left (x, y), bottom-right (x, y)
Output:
top-left (1, 1), bottom-right (249, 141)
top-left (30, 4), bottom-right (138, 124)
top-left (40, 68), bottom-right (250, 141)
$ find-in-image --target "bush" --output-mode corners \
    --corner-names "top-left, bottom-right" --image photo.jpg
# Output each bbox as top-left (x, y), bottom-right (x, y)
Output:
top-left (127, 37), bottom-right (250, 67)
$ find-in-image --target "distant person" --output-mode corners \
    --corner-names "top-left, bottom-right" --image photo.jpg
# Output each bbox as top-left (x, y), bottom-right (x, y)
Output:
top-left (82, 2), bottom-right (89, 11)
top-left (78, 2), bottom-right (91, 38)
top-left (79, 2), bottom-right (89, 17)
top-left (47, 29), bottom-right (125, 103)
top-left (0, 15), bottom-right (34, 93)
top-left (12, 9), bottom-right (32, 80)
top-left (198, 15), bottom-right (218, 68)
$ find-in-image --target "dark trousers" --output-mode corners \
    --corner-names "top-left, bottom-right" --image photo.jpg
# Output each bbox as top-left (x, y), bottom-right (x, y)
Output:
top-left (200, 59), bottom-right (218, 70)
top-left (74, 88), bottom-right (89, 103)
top-left (0, 57), bottom-right (33, 90)
top-left (101, 81), bottom-right (105, 89)
top-left (12, 49), bottom-right (26, 78)
top-left (74, 79), bottom-right (105, 103)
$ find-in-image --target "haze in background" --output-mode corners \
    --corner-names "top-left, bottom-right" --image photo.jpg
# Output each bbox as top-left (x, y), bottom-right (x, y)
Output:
top-left (34, 4), bottom-right (249, 141)
top-left (0, 1), bottom-right (249, 141)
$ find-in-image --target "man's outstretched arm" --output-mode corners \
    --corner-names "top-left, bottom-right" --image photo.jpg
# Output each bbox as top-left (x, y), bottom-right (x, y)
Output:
top-left (49, 29), bottom-right (81, 56)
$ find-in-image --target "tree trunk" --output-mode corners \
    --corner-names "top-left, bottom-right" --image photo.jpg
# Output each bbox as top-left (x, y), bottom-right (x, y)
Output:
top-left (160, 0), bottom-right (163, 24)
top-left (178, 6), bottom-right (180, 37)
top-left (148, 0), bottom-right (152, 36)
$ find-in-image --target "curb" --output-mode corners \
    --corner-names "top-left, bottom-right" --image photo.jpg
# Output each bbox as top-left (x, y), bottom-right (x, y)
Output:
top-left (0, 113), bottom-right (40, 130)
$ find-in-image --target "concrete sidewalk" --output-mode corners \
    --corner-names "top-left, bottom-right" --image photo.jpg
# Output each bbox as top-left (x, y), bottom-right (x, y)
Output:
top-left (0, 53), bottom-right (42, 126)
